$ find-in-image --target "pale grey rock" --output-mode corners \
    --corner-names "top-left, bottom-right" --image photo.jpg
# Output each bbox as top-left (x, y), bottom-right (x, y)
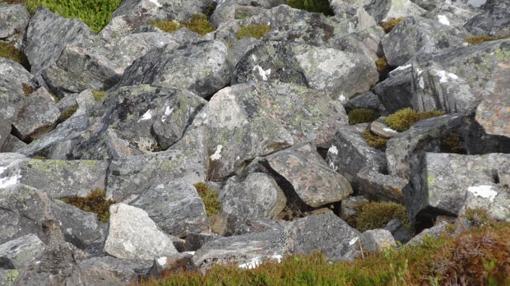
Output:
top-left (0, 234), bottom-right (45, 270)
top-left (361, 229), bottom-right (396, 252)
top-left (0, 4), bottom-right (30, 47)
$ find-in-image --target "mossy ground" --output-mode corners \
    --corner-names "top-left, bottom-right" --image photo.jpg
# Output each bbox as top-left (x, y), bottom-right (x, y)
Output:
top-left (236, 24), bottom-right (271, 40)
top-left (380, 18), bottom-right (403, 33)
top-left (362, 128), bottom-right (388, 150)
top-left (287, 0), bottom-right (334, 16)
top-left (152, 14), bottom-right (215, 36)
top-left (61, 189), bottom-right (115, 223)
top-left (348, 108), bottom-right (379, 125)
top-left (24, 0), bottom-right (122, 33)
top-left (140, 215), bottom-right (510, 286)
top-left (0, 42), bottom-right (30, 69)
top-left (355, 201), bottom-right (409, 232)
top-left (194, 182), bottom-right (221, 217)
top-left (384, 108), bottom-right (444, 132)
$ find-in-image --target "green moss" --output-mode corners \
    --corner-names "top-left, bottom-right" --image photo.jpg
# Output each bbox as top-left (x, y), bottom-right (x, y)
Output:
top-left (348, 108), bottom-right (379, 125)
top-left (61, 189), bottom-right (115, 223)
top-left (182, 14), bottom-right (215, 35)
top-left (0, 42), bottom-right (30, 68)
top-left (375, 56), bottom-right (389, 73)
top-left (58, 104), bottom-right (78, 122)
top-left (92, 90), bottom-right (107, 102)
top-left (236, 24), bottom-right (271, 40)
top-left (362, 128), bottom-right (388, 150)
top-left (355, 201), bottom-right (409, 232)
top-left (151, 19), bottom-right (181, 33)
top-left (464, 35), bottom-right (508, 45)
top-left (287, 0), bottom-right (334, 16)
top-left (25, 0), bottom-right (122, 33)
top-left (384, 108), bottom-right (444, 132)
top-left (380, 17), bottom-right (403, 33)
top-left (140, 220), bottom-right (510, 286)
top-left (194, 182), bottom-right (221, 217)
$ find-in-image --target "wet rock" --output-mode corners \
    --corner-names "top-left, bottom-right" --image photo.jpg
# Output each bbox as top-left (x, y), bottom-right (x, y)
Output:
top-left (104, 204), bottom-right (178, 260)
top-left (267, 144), bottom-right (352, 208)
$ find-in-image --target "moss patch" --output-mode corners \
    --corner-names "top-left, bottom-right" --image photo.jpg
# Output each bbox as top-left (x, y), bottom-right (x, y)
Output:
top-left (355, 201), bottom-right (409, 232)
top-left (0, 42), bottom-right (30, 69)
top-left (194, 182), bottom-right (221, 217)
top-left (348, 108), bottom-right (379, 125)
top-left (61, 189), bottom-right (115, 223)
top-left (362, 128), bottom-right (388, 150)
top-left (92, 90), bottom-right (107, 102)
top-left (151, 19), bottom-right (181, 33)
top-left (384, 108), bottom-right (444, 132)
top-left (464, 34), bottom-right (508, 45)
top-left (287, 0), bottom-right (334, 16)
top-left (236, 24), bottom-right (271, 40)
top-left (380, 17), bottom-right (403, 33)
top-left (151, 14), bottom-right (215, 36)
top-left (22, 83), bottom-right (34, 96)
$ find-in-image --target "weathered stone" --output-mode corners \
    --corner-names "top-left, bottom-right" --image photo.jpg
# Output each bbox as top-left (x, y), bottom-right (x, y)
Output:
top-left (0, 234), bottom-right (45, 269)
top-left (464, 0), bottom-right (510, 36)
top-left (220, 172), bottom-right (286, 233)
top-left (267, 144), bottom-right (352, 208)
top-left (117, 41), bottom-right (230, 98)
top-left (340, 195), bottom-right (369, 223)
top-left (361, 229), bottom-right (396, 252)
top-left (0, 4), bottom-right (30, 47)
top-left (131, 180), bottom-right (209, 238)
top-left (407, 221), bottom-right (449, 246)
top-left (370, 121), bottom-right (399, 138)
top-left (373, 65), bottom-right (414, 113)
top-left (364, 0), bottom-right (426, 22)
top-left (150, 253), bottom-right (195, 276)
top-left (104, 204), bottom-right (178, 260)
top-left (0, 135), bottom-right (26, 153)
top-left (345, 91), bottom-right (385, 112)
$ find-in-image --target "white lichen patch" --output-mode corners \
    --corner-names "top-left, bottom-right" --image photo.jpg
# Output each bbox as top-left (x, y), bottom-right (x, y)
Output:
top-left (161, 106), bottom-right (174, 123)
top-left (436, 70), bottom-right (459, 83)
top-left (338, 94), bottom-right (347, 103)
top-left (146, 0), bottom-right (162, 8)
top-left (383, 127), bottom-right (398, 134)
top-left (210, 145), bottom-right (223, 161)
top-left (468, 185), bottom-right (498, 202)
top-left (437, 15), bottom-right (450, 26)
top-left (239, 256), bottom-right (262, 269)
top-left (0, 172), bottom-right (21, 188)
top-left (328, 145), bottom-right (339, 155)
top-left (253, 65), bottom-right (271, 81)
top-left (138, 110), bottom-right (153, 122)
top-left (394, 64), bottom-right (412, 72)
top-left (349, 236), bottom-right (359, 246)
top-left (156, 256), bottom-right (167, 266)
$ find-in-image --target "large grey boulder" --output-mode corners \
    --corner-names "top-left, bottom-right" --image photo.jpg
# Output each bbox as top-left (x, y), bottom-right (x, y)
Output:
top-left (0, 4), bottom-right (30, 47)
top-left (104, 204), bottom-right (178, 260)
top-left (267, 144), bottom-right (352, 208)
top-left (285, 211), bottom-right (362, 261)
top-left (0, 234), bottom-right (45, 270)
top-left (413, 153), bottom-right (510, 219)
top-left (233, 41), bottom-right (378, 99)
top-left (117, 41), bottom-right (230, 98)
top-left (219, 173), bottom-right (287, 233)
top-left (381, 16), bottom-right (465, 67)
top-left (131, 180), bottom-right (209, 238)
top-left (191, 82), bottom-right (348, 180)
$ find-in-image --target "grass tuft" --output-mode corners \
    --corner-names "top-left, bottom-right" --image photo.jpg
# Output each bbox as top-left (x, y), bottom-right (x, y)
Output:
top-left (194, 182), bottom-right (221, 217)
top-left (236, 24), bottom-right (271, 40)
top-left (25, 0), bottom-right (122, 33)
top-left (182, 14), bottom-right (215, 36)
top-left (287, 0), bottom-right (334, 16)
top-left (355, 201), bottom-right (409, 232)
top-left (61, 189), bottom-right (115, 223)
top-left (151, 19), bottom-right (181, 33)
top-left (384, 108), bottom-right (444, 132)
top-left (380, 17), bottom-right (403, 33)
top-left (362, 128), bottom-right (388, 150)
top-left (348, 108), bottom-right (379, 125)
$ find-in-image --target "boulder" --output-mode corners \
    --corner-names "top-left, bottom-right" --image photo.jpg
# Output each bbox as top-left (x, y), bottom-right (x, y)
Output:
top-left (117, 41), bottom-right (230, 98)
top-left (131, 180), bottom-right (209, 238)
top-left (361, 229), bottom-right (396, 252)
top-left (373, 65), bottom-right (414, 113)
top-left (464, 0), bottom-right (510, 36)
top-left (364, 0), bottom-right (426, 22)
top-left (104, 204), bottom-right (178, 260)
top-left (219, 173), bottom-right (287, 233)
top-left (267, 144), bottom-right (352, 208)
top-left (0, 4), bottom-right (30, 47)
top-left (0, 234), bottom-right (45, 270)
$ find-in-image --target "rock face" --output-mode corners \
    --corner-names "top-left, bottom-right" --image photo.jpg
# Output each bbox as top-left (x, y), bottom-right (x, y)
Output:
top-left (104, 204), bottom-right (178, 260)
top-left (0, 4), bottom-right (30, 46)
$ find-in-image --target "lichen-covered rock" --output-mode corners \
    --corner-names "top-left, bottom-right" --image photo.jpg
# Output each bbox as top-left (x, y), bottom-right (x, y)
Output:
top-left (104, 204), bottom-right (178, 260)
top-left (117, 41), bottom-right (230, 98)
top-left (13, 87), bottom-right (60, 141)
top-left (0, 4), bottom-right (30, 47)
top-left (131, 180), bottom-right (209, 238)
top-left (364, 0), bottom-right (426, 22)
top-left (233, 41), bottom-right (378, 99)
top-left (191, 82), bottom-right (348, 180)
top-left (361, 229), bottom-right (396, 252)
top-left (464, 0), bottom-right (510, 36)
top-left (267, 144), bottom-right (352, 208)
top-left (413, 153), bottom-right (510, 219)
top-left (0, 234), bottom-right (45, 270)
top-left (220, 172), bottom-right (286, 233)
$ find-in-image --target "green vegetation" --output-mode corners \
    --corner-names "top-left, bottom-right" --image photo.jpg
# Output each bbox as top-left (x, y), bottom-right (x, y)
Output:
top-left (61, 189), bottom-right (115, 223)
top-left (464, 34), bottom-right (508, 45)
top-left (355, 201), bottom-right (409, 232)
top-left (0, 42), bottom-right (30, 68)
top-left (362, 128), bottom-right (388, 150)
top-left (375, 56), bottom-right (389, 73)
top-left (58, 104), bottom-right (79, 122)
top-left (24, 0), bottom-right (122, 33)
top-left (141, 217), bottom-right (510, 286)
top-left (384, 108), bottom-right (444, 132)
top-left (92, 90), bottom-right (107, 102)
top-left (236, 24), bottom-right (271, 40)
top-left (380, 17), bottom-right (403, 33)
top-left (194, 182), bottom-right (221, 217)
top-left (151, 14), bottom-right (215, 36)
top-left (287, 0), bottom-right (334, 16)
top-left (348, 108), bottom-right (379, 125)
